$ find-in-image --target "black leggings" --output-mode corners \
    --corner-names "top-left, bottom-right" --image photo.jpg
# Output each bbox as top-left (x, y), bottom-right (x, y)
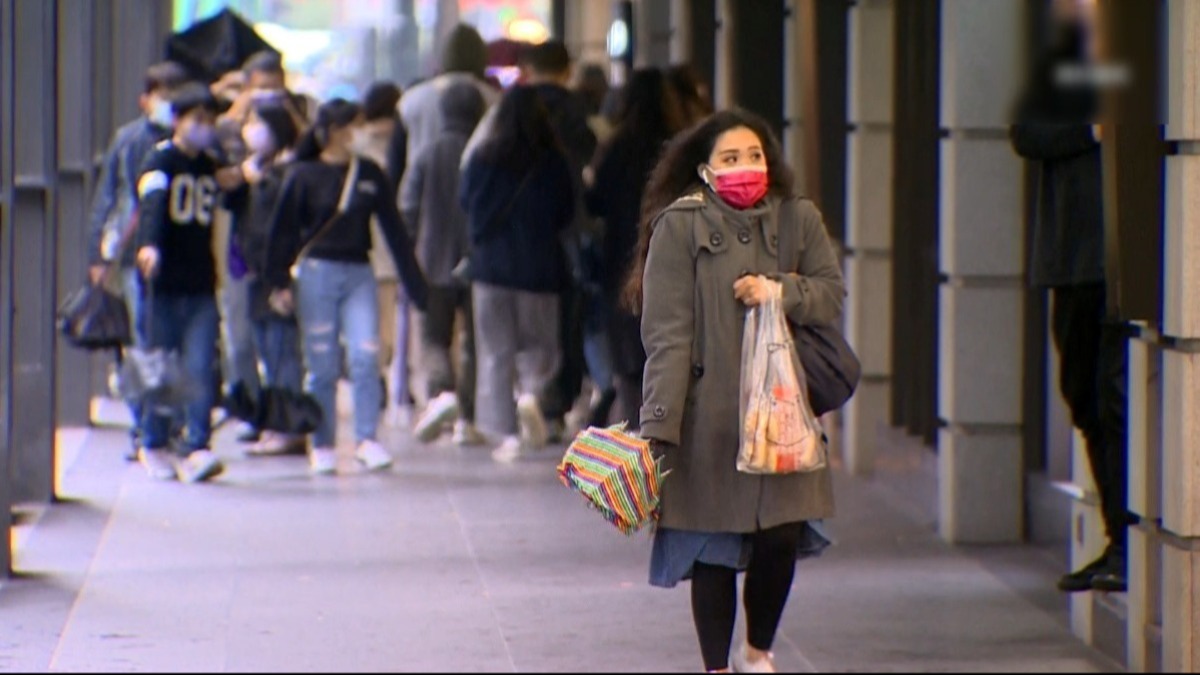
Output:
top-left (690, 523), bottom-right (805, 672)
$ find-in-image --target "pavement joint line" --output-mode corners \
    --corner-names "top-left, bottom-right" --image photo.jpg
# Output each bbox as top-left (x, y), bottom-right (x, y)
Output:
top-left (443, 471), bottom-right (519, 672)
top-left (776, 630), bottom-right (820, 673)
top-left (46, 428), bottom-right (128, 672)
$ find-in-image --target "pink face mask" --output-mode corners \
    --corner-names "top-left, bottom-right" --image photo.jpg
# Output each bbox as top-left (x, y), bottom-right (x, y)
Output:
top-left (705, 165), bottom-right (769, 209)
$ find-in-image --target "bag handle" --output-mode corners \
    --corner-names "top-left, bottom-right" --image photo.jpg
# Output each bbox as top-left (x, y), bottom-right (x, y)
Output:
top-left (294, 156), bottom-right (360, 269)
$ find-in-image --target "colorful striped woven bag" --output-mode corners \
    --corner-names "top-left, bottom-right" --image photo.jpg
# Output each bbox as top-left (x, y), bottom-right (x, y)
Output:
top-left (557, 424), bottom-right (666, 535)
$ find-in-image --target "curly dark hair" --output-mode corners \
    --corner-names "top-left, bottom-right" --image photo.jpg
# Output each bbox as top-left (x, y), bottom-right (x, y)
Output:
top-left (623, 109), bottom-right (796, 310)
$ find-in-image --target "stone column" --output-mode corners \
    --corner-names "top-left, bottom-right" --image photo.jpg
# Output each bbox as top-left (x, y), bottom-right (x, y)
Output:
top-left (1160, 1), bottom-right (1200, 670)
top-left (936, 0), bottom-right (1026, 543)
top-left (842, 0), bottom-right (893, 476)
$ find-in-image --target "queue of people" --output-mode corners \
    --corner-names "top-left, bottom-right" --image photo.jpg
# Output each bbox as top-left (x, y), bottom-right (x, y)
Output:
top-left (85, 24), bottom-right (838, 672)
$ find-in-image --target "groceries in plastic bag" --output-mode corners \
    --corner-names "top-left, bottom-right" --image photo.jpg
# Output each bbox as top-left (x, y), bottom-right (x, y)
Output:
top-left (738, 280), bottom-right (826, 474)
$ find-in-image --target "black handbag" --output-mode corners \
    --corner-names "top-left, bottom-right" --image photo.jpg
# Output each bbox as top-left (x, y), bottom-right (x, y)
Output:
top-left (57, 282), bottom-right (132, 351)
top-left (775, 200), bottom-right (862, 416)
top-left (224, 381), bottom-right (323, 434)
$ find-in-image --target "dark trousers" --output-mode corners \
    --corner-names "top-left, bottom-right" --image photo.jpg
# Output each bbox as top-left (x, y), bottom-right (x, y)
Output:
top-left (539, 284), bottom-right (586, 421)
top-left (1051, 283), bottom-right (1131, 552)
top-left (690, 523), bottom-right (807, 671)
top-left (422, 284), bottom-right (476, 422)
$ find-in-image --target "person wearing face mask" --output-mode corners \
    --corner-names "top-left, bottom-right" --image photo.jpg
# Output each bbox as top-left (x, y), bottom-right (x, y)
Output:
top-left (85, 61), bottom-right (189, 460)
top-left (628, 110), bottom-right (844, 674)
top-left (263, 99), bottom-right (428, 476)
top-left (132, 82), bottom-right (228, 484)
top-left (223, 103), bottom-right (304, 456)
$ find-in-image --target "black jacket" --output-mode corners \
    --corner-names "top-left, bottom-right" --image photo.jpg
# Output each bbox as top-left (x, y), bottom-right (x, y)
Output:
top-left (1010, 49), bottom-right (1104, 288)
top-left (460, 151), bottom-right (575, 293)
top-left (264, 158), bottom-right (428, 310)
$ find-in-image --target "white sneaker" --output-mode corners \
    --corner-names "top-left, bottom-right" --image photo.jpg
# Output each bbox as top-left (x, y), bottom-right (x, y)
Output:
top-left (516, 394), bottom-right (549, 450)
top-left (452, 420), bottom-right (487, 447)
top-left (731, 643), bottom-right (776, 673)
top-left (139, 448), bottom-right (178, 481)
top-left (414, 392), bottom-right (460, 443)
top-left (177, 449), bottom-right (226, 484)
top-left (309, 447), bottom-right (338, 475)
top-left (355, 440), bottom-right (394, 472)
top-left (491, 436), bottom-right (524, 464)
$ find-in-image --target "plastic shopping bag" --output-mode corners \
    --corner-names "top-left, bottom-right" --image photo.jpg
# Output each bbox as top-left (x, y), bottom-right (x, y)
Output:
top-left (738, 280), bottom-right (826, 475)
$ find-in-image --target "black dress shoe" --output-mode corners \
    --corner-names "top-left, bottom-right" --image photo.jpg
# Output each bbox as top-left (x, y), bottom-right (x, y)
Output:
top-left (1091, 572), bottom-right (1128, 593)
top-left (1057, 550), bottom-right (1111, 593)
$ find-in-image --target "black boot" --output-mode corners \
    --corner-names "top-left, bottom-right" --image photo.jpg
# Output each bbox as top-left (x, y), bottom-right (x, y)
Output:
top-left (1090, 547), bottom-right (1128, 593)
top-left (1057, 546), bottom-right (1114, 593)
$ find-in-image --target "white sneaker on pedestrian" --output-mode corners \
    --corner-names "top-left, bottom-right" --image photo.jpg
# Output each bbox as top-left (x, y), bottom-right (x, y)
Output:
top-left (355, 440), bottom-right (394, 472)
top-left (516, 394), bottom-right (549, 450)
top-left (414, 392), bottom-right (460, 443)
top-left (491, 436), bottom-right (524, 464)
top-left (731, 643), bottom-right (776, 673)
top-left (139, 447), bottom-right (178, 481)
top-left (452, 420), bottom-right (487, 447)
top-left (309, 447), bottom-right (338, 475)
top-left (177, 449), bottom-right (226, 484)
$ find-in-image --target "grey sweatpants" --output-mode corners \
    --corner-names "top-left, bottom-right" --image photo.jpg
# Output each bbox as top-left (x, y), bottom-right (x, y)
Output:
top-left (472, 282), bottom-right (561, 438)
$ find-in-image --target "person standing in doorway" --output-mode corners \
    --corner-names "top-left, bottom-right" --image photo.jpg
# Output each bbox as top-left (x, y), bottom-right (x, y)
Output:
top-left (631, 110), bottom-right (843, 673)
top-left (264, 100), bottom-right (427, 476)
top-left (460, 86), bottom-right (575, 463)
top-left (1010, 0), bottom-right (1131, 594)
top-left (133, 83), bottom-right (228, 484)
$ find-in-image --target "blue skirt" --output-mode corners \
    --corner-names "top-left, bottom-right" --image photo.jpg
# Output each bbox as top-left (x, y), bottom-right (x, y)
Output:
top-left (649, 521), bottom-right (832, 589)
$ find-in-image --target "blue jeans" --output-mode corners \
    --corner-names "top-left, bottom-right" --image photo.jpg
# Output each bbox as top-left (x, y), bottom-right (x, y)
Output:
top-left (582, 291), bottom-right (615, 392)
top-left (295, 258), bottom-right (381, 448)
top-left (120, 268), bottom-right (146, 440)
top-left (253, 317), bottom-right (303, 391)
top-left (137, 291), bottom-right (219, 453)
top-left (219, 274), bottom-right (261, 399)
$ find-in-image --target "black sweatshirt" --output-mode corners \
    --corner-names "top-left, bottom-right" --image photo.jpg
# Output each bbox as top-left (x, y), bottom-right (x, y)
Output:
top-left (263, 158), bottom-right (428, 310)
top-left (135, 140), bottom-right (220, 296)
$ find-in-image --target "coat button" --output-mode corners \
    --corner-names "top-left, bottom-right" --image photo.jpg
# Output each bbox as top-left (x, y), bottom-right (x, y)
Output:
top-left (771, 234), bottom-right (779, 247)
top-left (709, 232), bottom-right (724, 247)
top-left (739, 268), bottom-right (751, 278)
top-left (691, 363), bottom-right (705, 378)
top-left (738, 230), bottom-right (752, 245)
top-left (653, 405), bottom-right (666, 418)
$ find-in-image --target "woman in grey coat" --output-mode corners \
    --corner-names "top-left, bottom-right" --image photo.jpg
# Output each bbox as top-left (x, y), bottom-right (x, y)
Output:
top-left (627, 110), bottom-right (845, 673)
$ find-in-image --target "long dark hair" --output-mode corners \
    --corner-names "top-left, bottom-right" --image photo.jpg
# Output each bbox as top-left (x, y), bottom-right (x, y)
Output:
top-left (474, 86), bottom-right (561, 171)
top-left (294, 98), bottom-right (361, 161)
top-left (611, 68), bottom-right (683, 148)
top-left (623, 109), bottom-right (796, 311)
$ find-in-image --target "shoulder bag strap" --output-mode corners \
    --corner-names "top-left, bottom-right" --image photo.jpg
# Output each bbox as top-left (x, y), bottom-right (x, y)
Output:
top-left (294, 156), bottom-right (360, 266)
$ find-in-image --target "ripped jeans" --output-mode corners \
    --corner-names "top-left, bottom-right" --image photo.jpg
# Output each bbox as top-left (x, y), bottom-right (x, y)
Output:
top-left (294, 258), bottom-right (381, 449)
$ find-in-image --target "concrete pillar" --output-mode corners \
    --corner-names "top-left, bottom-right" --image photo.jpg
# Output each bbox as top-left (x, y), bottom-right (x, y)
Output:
top-left (1160, 2), bottom-right (1200, 670)
top-left (669, 0), bottom-right (691, 64)
top-left (713, 0), bottom-right (735, 110)
top-left (936, 0), bottom-right (1026, 543)
top-left (563, 0), bottom-right (611, 72)
top-left (782, 0), bottom-right (806, 192)
top-left (841, 0), bottom-right (893, 476)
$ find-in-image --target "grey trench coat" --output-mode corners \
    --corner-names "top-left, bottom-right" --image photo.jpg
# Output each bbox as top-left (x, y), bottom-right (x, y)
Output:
top-left (639, 191), bottom-right (845, 532)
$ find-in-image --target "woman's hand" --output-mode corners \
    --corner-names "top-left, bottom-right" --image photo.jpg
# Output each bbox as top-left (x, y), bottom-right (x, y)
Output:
top-left (733, 275), bottom-right (774, 307)
top-left (136, 246), bottom-right (160, 279)
top-left (268, 288), bottom-right (295, 316)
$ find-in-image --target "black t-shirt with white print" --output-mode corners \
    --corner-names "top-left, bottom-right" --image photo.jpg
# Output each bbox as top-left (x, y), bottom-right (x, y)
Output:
top-left (136, 140), bottom-right (220, 296)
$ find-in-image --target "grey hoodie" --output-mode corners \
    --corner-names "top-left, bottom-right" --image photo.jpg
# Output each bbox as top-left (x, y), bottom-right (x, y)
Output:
top-left (400, 82), bottom-right (486, 286)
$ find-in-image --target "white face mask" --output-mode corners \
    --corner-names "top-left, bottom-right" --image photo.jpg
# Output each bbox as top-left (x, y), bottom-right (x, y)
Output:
top-left (242, 122), bottom-right (274, 154)
top-left (149, 97), bottom-right (174, 128)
